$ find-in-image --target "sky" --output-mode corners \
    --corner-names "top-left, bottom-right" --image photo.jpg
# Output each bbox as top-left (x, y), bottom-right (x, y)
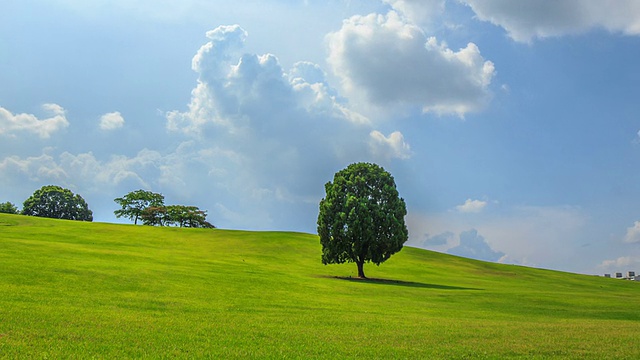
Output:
top-left (2, 0), bottom-right (640, 275)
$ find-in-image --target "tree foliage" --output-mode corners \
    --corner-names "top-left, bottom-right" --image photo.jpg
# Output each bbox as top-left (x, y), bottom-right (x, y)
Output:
top-left (165, 205), bottom-right (215, 228)
top-left (140, 205), bottom-right (215, 228)
top-left (22, 185), bottom-right (93, 221)
top-left (317, 162), bottom-right (408, 278)
top-left (114, 190), bottom-right (165, 225)
top-left (116, 190), bottom-right (214, 228)
top-left (0, 201), bottom-right (19, 214)
top-left (140, 206), bottom-right (167, 226)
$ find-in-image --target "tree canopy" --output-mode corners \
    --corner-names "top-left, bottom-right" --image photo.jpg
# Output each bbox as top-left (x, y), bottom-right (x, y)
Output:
top-left (140, 205), bottom-right (214, 228)
top-left (317, 162), bottom-right (408, 278)
top-left (22, 185), bottom-right (93, 221)
top-left (114, 190), bottom-right (165, 225)
top-left (0, 201), bottom-right (19, 214)
top-left (165, 205), bottom-right (215, 228)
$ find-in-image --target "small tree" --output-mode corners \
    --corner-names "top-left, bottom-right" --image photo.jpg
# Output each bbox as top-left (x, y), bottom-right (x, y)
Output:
top-left (0, 201), bottom-right (19, 214)
top-left (114, 190), bottom-right (164, 225)
top-left (317, 162), bottom-right (408, 278)
top-left (22, 185), bottom-right (93, 221)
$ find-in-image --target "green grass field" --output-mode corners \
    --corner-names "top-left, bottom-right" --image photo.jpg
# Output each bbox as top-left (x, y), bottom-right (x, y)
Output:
top-left (1, 213), bottom-right (639, 359)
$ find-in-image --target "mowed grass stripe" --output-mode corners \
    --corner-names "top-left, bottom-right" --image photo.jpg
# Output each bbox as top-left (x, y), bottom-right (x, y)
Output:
top-left (1, 213), bottom-right (639, 358)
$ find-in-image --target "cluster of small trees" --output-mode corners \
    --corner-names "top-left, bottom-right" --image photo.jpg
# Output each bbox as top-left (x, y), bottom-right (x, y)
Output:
top-left (2, 186), bottom-right (214, 229)
top-left (113, 190), bottom-right (214, 228)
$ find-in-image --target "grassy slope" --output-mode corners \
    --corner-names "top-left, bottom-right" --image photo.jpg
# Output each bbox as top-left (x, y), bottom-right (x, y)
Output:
top-left (1, 213), bottom-right (639, 359)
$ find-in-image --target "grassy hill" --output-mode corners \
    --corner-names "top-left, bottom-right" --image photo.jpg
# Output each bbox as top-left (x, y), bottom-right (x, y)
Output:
top-left (1, 213), bottom-right (639, 359)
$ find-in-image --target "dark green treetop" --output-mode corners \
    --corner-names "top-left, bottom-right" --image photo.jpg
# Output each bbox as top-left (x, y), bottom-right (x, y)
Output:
top-left (0, 201), bottom-right (19, 214)
top-left (317, 162), bottom-right (408, 278)
top-left (22, 185), bottom-right (93, 221)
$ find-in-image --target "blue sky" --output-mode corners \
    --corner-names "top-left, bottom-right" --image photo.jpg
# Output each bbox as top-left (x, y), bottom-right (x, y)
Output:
top-left (2, 0), bottom-right (640, 275)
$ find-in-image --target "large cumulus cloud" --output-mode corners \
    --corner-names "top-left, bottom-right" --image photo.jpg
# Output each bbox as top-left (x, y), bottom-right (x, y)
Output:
top-left (164, 25), bottom-right (411, 229)
top-left (326, 11), bottom-right (495, 116)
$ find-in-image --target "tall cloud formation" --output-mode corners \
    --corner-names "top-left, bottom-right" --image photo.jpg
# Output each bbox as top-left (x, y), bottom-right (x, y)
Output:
top-left (167, 25), bottom-right (371, 134)
top-left (463, 0), bottom-right (640, 42)
top-left (326, 11), bottom-right (495, 116)
top-left (164, 25), bottom-right (410, 229)
top-left (0, 104), bottom-right (69, 139)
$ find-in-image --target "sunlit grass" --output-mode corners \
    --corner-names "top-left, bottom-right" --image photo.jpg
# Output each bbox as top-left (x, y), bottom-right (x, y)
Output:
top-left (1, 213), bottom-right (639, 358)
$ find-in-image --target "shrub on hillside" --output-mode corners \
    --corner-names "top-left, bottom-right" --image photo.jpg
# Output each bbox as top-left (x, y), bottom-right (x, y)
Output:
top-left (0, 201), bottom-right (19, 214)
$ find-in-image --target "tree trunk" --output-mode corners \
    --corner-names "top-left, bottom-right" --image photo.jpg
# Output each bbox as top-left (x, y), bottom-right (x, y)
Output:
top-left (356, 260), bottom-right (366, 279)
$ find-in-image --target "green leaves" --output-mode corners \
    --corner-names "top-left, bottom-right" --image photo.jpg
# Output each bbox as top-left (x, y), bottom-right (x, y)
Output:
top-left (22, 185), bottom-right (93, 221)
top-left (114, 190), bottom-right (165, 225)
top-left (0, 201), bottom-right (19, 214)
top-left (317, 162), bottom-right (408, 277)
top-left (115, 190), bottom-right (214, 228)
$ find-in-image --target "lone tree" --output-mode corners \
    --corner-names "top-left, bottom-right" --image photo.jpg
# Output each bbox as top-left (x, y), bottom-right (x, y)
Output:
top-left (22, 185), bottom-right (93, 221)
top-left (317, 162), bottom-right (408, 278)
top-left (114, 190), bottom-right (165, 225)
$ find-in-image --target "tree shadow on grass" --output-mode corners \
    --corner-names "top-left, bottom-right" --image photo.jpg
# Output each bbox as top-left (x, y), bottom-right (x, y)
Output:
top-left (325, 276), bottom-right (482, 291)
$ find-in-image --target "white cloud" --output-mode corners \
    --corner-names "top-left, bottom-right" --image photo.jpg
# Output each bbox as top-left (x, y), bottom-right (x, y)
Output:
top-left (99, 111), bottom-right (125, 130)
top-left (369, 130), bottom-right (412, 160)
top-left (456, 198), bottom-right (487, 213)
top-left (326, 11), bottom-right (495, 116)
top-left (0, 104), bottom-right (69, 138)
top-left (167, 25), bottom-right (371, 136)
top-left (463, 0), bottom-right (640, 42)
top-left (623, 221), bottom-right (640, 243)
